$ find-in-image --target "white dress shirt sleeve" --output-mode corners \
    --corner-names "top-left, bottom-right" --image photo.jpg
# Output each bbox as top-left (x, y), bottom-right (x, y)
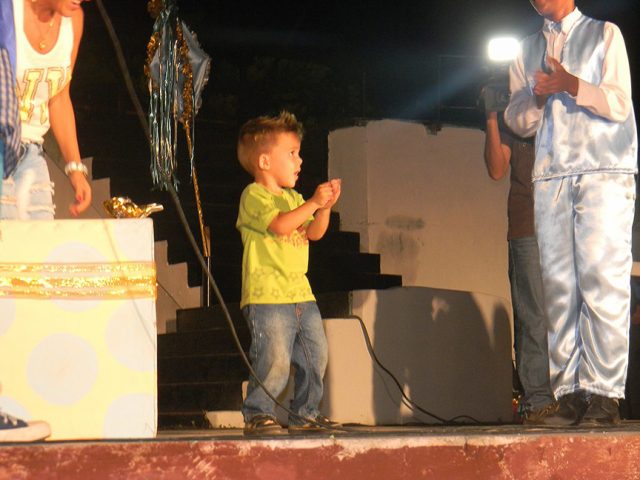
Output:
top-left (575, 22), bottom-right (632, 122)
top-left (503, 53), bottom-right (543, 138)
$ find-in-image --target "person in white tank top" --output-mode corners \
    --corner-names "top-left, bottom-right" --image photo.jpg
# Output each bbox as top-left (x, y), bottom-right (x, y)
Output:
top-left (1, 0), bottom-right (91, 219)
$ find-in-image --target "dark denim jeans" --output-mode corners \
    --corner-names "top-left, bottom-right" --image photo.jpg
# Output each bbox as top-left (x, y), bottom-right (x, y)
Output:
top-left (241, 302), bottom-right (328, 425)
top-left (509, 236), bottom-right (554, 411)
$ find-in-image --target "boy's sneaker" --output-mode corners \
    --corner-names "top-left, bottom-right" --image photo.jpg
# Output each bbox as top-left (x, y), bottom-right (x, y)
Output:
top-left (288, 414), bottom-right (341, 433)
top-left (243, 414), bottom-right (284, 436)
top-left (0, 411), bottom-right (51, 442)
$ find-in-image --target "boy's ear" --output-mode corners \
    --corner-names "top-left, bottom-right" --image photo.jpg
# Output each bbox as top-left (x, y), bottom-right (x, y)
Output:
top-left (258, 153), bottom-right (270, 171)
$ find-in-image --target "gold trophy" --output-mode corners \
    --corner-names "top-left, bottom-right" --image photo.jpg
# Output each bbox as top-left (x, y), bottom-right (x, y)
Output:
top-left (104, 197), bottom-right (164, 219)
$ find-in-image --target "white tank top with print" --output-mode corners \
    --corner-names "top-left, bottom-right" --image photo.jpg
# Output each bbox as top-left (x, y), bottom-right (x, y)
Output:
top-left (13, 0), bottom-right (74, 144)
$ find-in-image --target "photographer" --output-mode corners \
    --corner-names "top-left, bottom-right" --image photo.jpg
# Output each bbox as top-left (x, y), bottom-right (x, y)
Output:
top-left (481, 83), bottom-right (554, 424)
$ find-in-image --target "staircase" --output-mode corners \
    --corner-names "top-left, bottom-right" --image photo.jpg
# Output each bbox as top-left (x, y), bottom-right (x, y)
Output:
top-left (157, 305), bottom-right (251, 428)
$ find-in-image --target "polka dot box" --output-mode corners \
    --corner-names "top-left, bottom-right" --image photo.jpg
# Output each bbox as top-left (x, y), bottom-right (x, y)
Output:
top-left (0, 219), bottom-right (157, 440)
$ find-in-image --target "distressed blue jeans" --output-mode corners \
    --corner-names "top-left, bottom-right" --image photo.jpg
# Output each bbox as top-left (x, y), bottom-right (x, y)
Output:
top-left (241, 302), bottom-right (328, 425)
top-left (509, 236), bottom-right (554, 412)
top-left (1, 143), bottom-right (54, 220)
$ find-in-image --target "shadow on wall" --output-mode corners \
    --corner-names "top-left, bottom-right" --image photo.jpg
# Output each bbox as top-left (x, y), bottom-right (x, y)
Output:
top-left (375, 215), bottom-right (425, 285)
top-left (370, 287), bottom-right (511, 424)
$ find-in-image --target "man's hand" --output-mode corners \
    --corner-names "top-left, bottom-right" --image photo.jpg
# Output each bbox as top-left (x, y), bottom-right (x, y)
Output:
top-left (68, 172), bottom-right (92, 216)
top-left (533, 57), bottom-right (579, 97)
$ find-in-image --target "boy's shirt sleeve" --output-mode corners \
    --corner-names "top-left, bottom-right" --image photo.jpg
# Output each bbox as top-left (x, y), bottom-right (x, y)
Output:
top-left (238, 185), bottom-right (280, 234)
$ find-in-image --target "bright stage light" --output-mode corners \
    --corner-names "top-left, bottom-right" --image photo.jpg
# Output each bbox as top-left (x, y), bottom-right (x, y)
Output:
top-left (487, 37), bottom-right (520, 63)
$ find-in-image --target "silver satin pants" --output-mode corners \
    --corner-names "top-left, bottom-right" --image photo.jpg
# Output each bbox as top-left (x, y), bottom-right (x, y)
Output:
top-left (534, 173), bottom-right (635, 399)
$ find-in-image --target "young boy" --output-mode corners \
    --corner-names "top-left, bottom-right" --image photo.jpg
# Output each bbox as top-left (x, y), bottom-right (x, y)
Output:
top-left (236, 111), bottom-right (341, 435)
top-left (504, 0), bottom-right (636, 426)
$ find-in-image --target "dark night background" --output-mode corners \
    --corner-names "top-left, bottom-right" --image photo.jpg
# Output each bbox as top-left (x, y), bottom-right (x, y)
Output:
top-left (68, 0), bottom-right (639, 201)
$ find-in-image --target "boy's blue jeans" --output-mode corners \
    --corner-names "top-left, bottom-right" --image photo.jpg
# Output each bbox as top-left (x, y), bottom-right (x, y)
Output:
top-left (241, 302), bottom-right (328, 425)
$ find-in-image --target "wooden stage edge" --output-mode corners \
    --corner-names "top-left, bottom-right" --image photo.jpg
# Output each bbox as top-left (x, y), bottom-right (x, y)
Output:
top-left (3, 423), bottom-right (640, 479)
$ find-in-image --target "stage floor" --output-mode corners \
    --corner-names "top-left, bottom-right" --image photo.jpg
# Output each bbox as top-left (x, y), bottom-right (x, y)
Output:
top-left (158, 420), bottom-right (640, 438)
top-left (4, 422), bottom-right (640, 479)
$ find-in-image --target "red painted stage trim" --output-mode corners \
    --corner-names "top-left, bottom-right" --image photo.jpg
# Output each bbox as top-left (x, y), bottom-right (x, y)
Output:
top-left (2, 428), bottom-right (640, 479)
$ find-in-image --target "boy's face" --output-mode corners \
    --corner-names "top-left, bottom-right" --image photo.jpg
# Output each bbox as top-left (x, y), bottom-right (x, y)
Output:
top-left (529, 0), bottom-right (575, 22)
top-left (263, 132), bottom-right (302, 189)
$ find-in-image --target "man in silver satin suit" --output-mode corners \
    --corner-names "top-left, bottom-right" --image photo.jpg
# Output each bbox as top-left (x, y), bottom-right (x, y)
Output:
top-left (504, 0), bottom-right (637, 426)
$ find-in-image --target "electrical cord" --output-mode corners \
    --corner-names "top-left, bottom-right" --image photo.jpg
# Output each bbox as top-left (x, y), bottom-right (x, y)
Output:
top-left (94, 0), bottom-right (339, 432)
top-left (94, 0), bottom-right (150, 142)
top-left (348, 315), bottom-right (482, 425)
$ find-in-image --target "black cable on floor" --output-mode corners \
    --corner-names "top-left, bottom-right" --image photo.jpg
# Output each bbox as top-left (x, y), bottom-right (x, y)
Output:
top-left (348, 314), bottom-right (482, 425)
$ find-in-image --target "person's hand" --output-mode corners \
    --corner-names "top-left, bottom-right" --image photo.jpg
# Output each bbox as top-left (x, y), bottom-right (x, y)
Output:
top-left (533, 57), bottom-right (579, 97)
top-left (68, 172), bottom-right (92, 216)
top-left (323, 179), bottom-right (341, 209)
top-left (310, 182), bottom-right (334, 209)
top-left (535, 93), bottom-right (549, 109)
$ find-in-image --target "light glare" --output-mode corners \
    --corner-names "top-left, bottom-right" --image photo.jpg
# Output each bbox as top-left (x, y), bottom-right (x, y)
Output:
top-left (487, 37), bottom-right (520, 62)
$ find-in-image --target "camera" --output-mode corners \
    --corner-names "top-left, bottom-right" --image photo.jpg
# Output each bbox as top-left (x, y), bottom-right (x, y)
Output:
top-left (479, 81), bottom-right (511, 113)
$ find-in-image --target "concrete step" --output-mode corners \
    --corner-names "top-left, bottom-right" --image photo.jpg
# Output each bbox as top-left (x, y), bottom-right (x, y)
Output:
top-left (158, 352), bottom-right (248, 384)
top-left (155, 240), bottom-right (202, 333)
top-left (173, 291), bottom-right (351, 333)
top-left (158, 381), bottom-right (244, 413)
top-left (158, 411), bottom-right (211, 429)
top-left (157, 327), bottom-right (251, 357)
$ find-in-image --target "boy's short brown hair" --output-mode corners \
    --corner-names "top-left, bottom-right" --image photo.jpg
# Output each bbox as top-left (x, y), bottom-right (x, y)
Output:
top-left (237, 111), bottom-right (304, 175)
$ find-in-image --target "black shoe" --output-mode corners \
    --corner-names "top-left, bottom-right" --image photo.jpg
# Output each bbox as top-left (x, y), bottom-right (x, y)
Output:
top-left (288, 414), bottom-right (341, 433)
top-left (536, 392), bottom-right (589, 426)
top-left (579, 395), bottom-right (621, 427)
top-left (243, 414), bottom-right (283, 436)
top-left (522, 402), bottom-right (560, 425)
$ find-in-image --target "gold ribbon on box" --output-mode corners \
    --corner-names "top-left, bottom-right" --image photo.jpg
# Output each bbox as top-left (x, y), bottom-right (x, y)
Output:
top-left (0, 262), bottom-right (157, 299)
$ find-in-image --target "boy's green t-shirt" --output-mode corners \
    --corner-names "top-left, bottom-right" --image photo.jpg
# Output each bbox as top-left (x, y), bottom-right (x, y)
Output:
top-left (236, 182), bottom-right (316, 308)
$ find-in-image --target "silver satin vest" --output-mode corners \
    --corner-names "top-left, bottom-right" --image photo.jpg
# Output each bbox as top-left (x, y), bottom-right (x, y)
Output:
top-left (521, 15), bottom-right (638, 181)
